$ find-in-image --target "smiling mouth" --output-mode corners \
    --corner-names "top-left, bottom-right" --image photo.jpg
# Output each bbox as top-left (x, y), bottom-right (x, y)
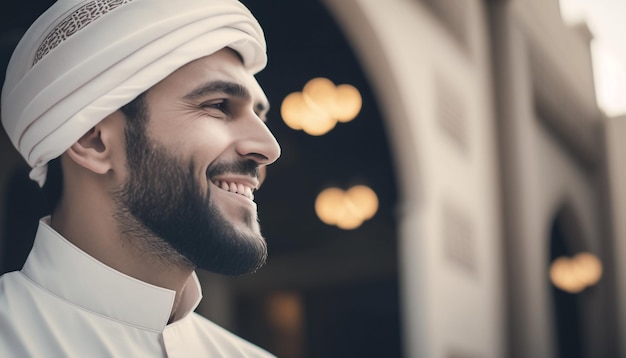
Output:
top-left (212, 179), bottom-right (256, 200)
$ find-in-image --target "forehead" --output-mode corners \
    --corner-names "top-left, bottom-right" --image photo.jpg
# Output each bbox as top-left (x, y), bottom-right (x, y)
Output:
top-left (147, 48), bottom-right (268, 106)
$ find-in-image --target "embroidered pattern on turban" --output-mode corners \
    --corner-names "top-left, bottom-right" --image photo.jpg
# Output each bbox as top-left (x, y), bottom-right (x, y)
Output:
top-left (33, 0), bottom-right (137, 65)
top-left (2, 0), bottom-right (267, 186)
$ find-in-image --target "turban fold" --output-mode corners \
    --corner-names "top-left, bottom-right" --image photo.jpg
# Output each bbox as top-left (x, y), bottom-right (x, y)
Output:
top-left (2, 0), bottom-right (267, 186)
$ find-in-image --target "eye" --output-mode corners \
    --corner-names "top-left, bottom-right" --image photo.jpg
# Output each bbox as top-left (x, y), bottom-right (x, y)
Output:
top-left (200, 99), bottom-right (231, 118)
top-left (202, 99), bottom-right (228, 111)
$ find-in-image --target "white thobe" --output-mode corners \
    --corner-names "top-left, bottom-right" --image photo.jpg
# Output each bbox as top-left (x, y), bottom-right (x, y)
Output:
top-left (0, 218), bottom-right (275, 357)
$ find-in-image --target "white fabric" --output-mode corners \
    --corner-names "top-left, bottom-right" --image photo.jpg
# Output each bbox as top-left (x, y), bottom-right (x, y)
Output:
top-left (1, 0), bottom-right (266, 186)
top-left (0, 218), bottom-right (275, 357)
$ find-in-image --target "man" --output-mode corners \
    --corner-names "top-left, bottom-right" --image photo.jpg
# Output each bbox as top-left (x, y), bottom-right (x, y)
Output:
top-left (0, 0), bottom-right (280, 356)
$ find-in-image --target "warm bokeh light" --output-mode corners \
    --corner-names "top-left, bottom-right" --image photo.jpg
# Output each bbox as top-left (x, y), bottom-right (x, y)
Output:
top-left (299, 107), bottom-right (336, 136)
top-left (265, 292), bottom-right (304, 331)
top-left (573, 252), bottom-right (603, 286)
top-left (333, 84), bottom-right (362, 122)
top-left (549, 252), bottom-right (603, 293)
top-left (346, 185), bottom-right (378, 220)
top-left (550, 257), bottom-right (586, 293)
top-left (265, 291), bottom-right (305, 358)
top-left (335, 207), bottom-right (363, 230)
top-left (280, 92), bottom-right (306, 130)
top-left (281, 77), bottom-right (362, 136)
top-left (315, 188), bottom-right (348, 225)
top-left (315, 185), bottom-right (379, 230)
top-left (303, 77), bottom-right (337, 111)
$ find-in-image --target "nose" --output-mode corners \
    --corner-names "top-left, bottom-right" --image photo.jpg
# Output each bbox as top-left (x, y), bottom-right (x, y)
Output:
top-left (235, 115), bottom-right (281, 165)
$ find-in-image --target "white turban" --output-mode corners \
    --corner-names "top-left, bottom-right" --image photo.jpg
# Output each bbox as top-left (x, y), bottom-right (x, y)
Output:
top-left (2, 0), bottom-right (267, 186)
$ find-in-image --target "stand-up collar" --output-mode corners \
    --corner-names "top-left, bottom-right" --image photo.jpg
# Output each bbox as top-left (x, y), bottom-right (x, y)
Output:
top-left (21, 217), bottom-right (203, 332)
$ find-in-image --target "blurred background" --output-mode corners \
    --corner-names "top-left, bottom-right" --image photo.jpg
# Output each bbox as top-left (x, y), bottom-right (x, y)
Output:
top-left (1, 0), bottom-right (625, 357)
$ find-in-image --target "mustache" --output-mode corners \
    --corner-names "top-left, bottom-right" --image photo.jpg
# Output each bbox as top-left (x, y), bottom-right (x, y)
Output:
top-left (206, 160), bottom-right (260, 180)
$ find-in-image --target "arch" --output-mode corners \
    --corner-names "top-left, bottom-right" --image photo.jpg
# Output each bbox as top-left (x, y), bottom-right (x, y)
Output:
top-left (321, 1), bottom-right (427, 357)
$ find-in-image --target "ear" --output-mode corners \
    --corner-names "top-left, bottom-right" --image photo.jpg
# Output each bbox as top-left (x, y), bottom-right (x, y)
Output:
top-left (66, 114), bottom-right (121, 175)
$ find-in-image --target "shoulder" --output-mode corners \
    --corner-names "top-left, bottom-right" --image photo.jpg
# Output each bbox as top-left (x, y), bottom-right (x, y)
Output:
top-left (182, 312), bottom-right (276, 357)
top-left (0, 271), bottom-right (37, 355)
top-left (0, 270), bottom-right (34, 313)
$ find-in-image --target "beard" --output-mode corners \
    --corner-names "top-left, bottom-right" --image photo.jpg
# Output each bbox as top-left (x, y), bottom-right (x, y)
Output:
top-left (112, 106), bottom-right (267, 276)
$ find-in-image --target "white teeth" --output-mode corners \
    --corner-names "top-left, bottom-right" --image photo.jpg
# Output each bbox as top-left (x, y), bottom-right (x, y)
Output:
top-left (213, 180), bottom-right (255, 200)
top-left (246, 187), bottom-right (254, 201)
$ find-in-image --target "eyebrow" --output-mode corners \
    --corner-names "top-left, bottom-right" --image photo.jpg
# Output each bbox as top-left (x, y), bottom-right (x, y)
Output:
top-left (184, 80), bottom-right (250, 101)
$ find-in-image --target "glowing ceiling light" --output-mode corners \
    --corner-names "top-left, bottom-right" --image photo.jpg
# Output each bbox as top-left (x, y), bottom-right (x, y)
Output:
top-left (315, 187), bottom-right (348, 226)
top-left (346, 185), bottom-right (378, 220)
top-left (549, 252), bottom-right (603, 293)
top-left (333, 84), bottom-right (362, 123)
top-left (572, 252), bottom-right (603, 287)
top-left (300, 107), bottom-right (336, 136)
top-left (335, 207), bottom-right (364, 230)
top-left (303, 77), bottom-right (337, 111)
top-left (280, 77), bottom-right (362, 136)
top-left (550, 257), bottom-right (586, 294)
top-left (280, 92), bottom-right (307, 130)
top-left (314, 185), bottom-right (379, 230)
top-left (281, 91), bottom-right (336, 136)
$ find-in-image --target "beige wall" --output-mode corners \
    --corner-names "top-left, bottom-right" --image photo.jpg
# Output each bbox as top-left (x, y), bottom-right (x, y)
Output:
top-left (605, 114), bottom-right (626, 358)
top-left (492, 1), bottom-right (616, 357)
top-left (324, 1), bottom-right (505, 357)
top-left (325, 0), bottom-right (617, 357)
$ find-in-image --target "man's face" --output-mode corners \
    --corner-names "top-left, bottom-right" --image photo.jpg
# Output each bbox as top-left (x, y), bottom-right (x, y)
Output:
top-left (113, 49), bottom-right (281, 275)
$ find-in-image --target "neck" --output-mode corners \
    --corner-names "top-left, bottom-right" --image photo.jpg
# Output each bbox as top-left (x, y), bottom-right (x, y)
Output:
top-left (51, 188), bottom-right (195, 322)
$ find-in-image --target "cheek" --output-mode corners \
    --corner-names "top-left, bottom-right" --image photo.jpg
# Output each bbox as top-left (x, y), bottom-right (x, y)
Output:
top-left (153, 121), bottom-right (233, 158)
top-left (184, 129), bottom-right (233, 164)
top-left (172, 127), bottom-right (236, 188)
